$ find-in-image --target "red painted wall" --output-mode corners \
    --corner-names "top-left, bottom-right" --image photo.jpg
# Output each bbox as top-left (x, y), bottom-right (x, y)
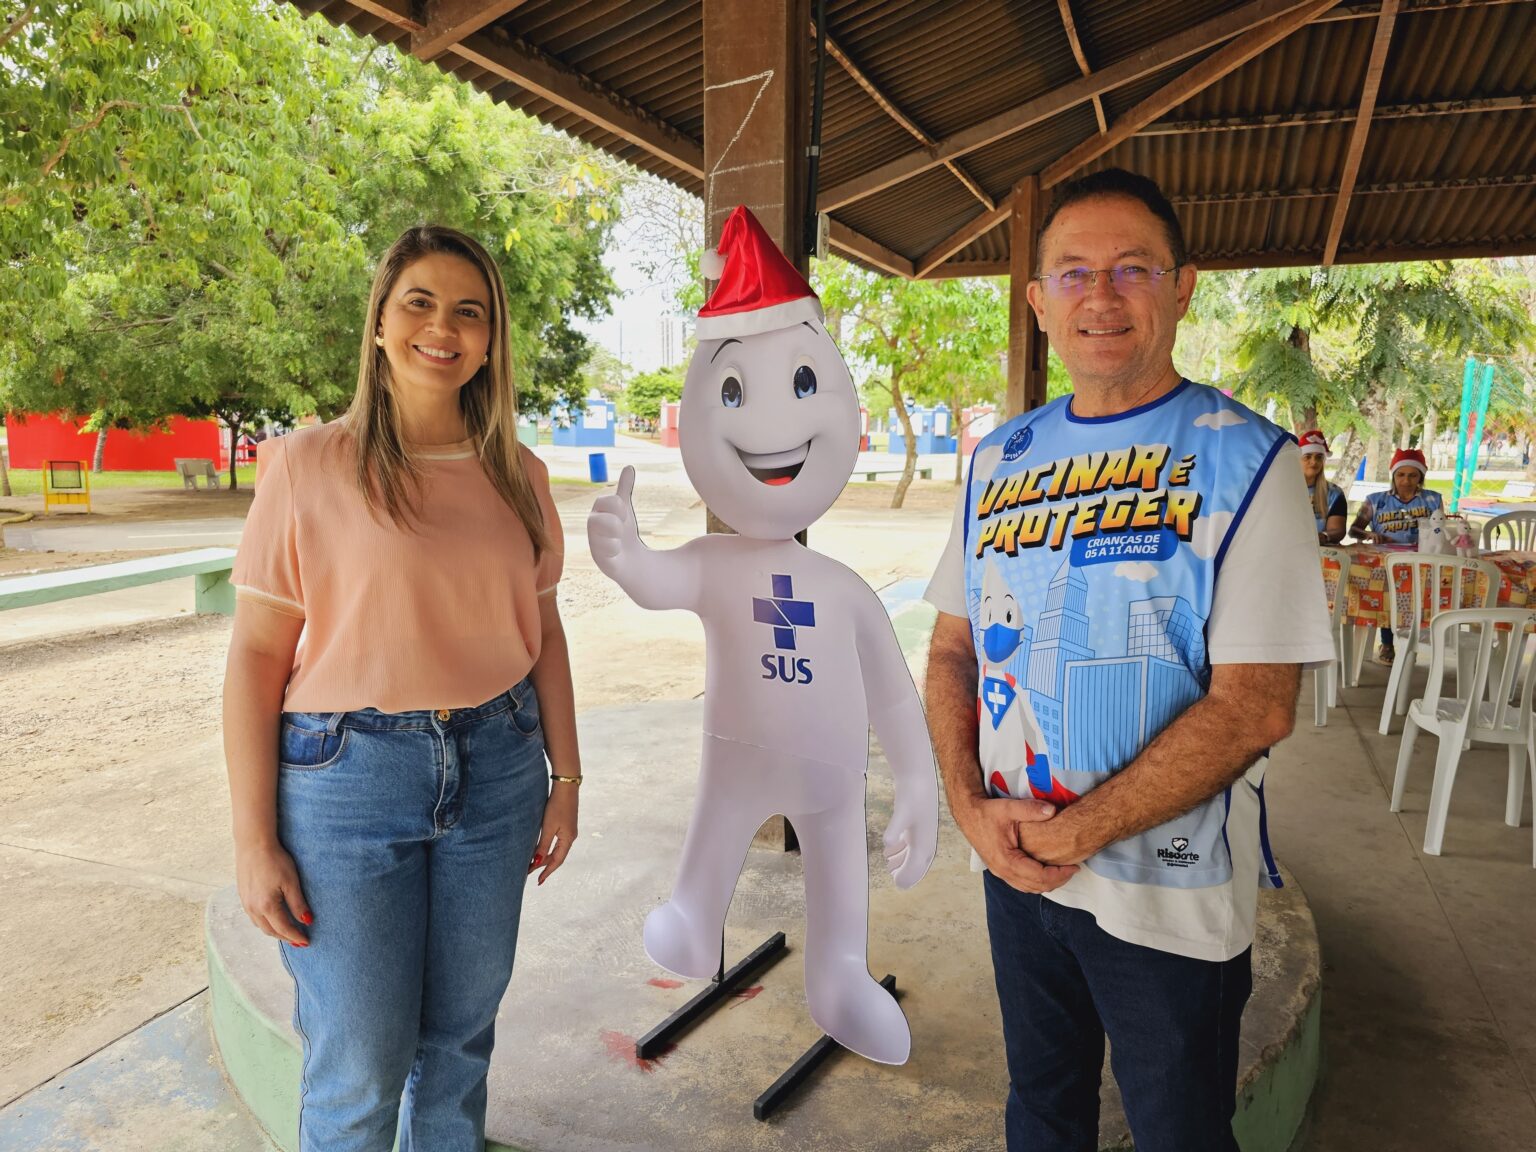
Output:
top-left (5, 413), bottom-right (226, 471)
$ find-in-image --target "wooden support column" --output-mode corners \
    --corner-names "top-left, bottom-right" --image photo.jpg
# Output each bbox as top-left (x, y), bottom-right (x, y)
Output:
top-left (703, 0), bottom-right (811, 852)
top-left (703, 0), bottom-right (810, 274)
top-left (1007, 176), bottom-right (1049, 418)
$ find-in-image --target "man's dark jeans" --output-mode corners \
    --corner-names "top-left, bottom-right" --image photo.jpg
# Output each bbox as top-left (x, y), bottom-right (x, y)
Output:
top-left (983, 871), bottom-right (1252, 1152)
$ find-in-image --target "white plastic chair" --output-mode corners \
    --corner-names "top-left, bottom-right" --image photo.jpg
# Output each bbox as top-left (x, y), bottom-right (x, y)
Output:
top-left (1481, 510), bottom-right (1536, 552)
top-left (1378, 554), bottom-right (1498, 735)
top-left (1390, 607), bottom-right (1536, 866)
top-left (1315, 547), bottom-right (1352, 725)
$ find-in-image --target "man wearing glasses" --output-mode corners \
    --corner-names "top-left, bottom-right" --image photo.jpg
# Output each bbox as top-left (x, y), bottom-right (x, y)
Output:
top-left (924, 168), bottom-right (1334, 1151)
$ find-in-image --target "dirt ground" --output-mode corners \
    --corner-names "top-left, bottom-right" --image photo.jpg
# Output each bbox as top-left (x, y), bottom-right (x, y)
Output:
top-left (0, 615), bottom-right (228, 1090)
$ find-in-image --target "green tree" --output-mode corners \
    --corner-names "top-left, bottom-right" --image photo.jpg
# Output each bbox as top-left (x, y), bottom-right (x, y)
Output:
top-left (816, 257), bottom-right (1007, 507)
top-left (1229, 262), bottom-right (1533, 482)
top-left (1, 0), bottom-right (621, 487)
top-left (624, 366), bottom-right (684, 423)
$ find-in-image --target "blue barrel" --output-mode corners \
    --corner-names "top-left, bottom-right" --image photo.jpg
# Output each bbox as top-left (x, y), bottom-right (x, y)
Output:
top-left (588, 451), bottom-right (609, 483)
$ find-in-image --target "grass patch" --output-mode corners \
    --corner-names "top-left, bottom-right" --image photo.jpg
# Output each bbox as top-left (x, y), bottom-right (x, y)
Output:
top-left (3, 467), bottom-right (257, 496)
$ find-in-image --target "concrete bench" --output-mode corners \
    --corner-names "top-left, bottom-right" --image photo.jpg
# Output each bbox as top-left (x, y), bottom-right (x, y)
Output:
top-left (856, 467), bottom-right (933, 482)
top-left (175, 458), bottom-right (221, 491)
top-left (0, 547), bottom-right (238, 615)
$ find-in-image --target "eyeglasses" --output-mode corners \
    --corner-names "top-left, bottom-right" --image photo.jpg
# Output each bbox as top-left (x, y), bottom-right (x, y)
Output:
top-left (1035, 264), bottom-right (1180, 297)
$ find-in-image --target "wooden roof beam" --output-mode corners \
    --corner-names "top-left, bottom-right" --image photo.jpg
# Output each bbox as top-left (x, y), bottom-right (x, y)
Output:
top-left (447, 31), bottom-right (704, 179)
top-left (918, 232), bottom-right (1536, 279)
top-left (343, 0), bottom-right (423, 31)
top-left (915, 193), bottom-right (1016, 279)
top-left (1319, 0), bottom-right (1520, 19)
top-left (1322, 0), bottom-right (1400, 265)
top-left (817, 0), bottom-right (1328, 212)
top-left (1039, 0), bottom-right (1343, 189)
top-left (818, 27), bottom-right (993, 211)
top-left (922, 260), bottom-right (1010, 280)
top-left (1200, 237), bottom-right (1536, 269)
top-left (1056, 0), bottom-right (1108, 135)
top-left (825, 219), bottom-right (915, 278)
top-left (413, 0), bottom-right (532, 62)
top-left (1171, 172), bottom-right (1536, 204)
top-left (1144, 94), bottom-right (1536, 134)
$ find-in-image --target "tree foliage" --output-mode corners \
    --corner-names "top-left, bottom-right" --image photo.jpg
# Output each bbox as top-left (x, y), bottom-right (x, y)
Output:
top-left (1, 0), bottom-right (622, 485)
top-left (623, 366), bottom-right (684, 423)
top-left (816, 257), bottom-right (1006, 506)
top-left (1215, 261), bottom-right (1534, 479)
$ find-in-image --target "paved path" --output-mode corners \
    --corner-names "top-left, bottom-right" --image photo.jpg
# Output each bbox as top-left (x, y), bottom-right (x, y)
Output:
top-left (4, 517), bottom-right (248, 552)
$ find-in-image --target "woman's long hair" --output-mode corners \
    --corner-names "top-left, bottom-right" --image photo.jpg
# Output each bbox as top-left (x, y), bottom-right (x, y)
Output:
top-left (346, 226), bottom-right (547, 557)
top-left (1311, 474), bottom-right (1332, 522)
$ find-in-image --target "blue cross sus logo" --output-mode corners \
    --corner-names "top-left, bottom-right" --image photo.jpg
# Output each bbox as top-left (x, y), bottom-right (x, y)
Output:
top-left (752, 574), bottom-right (816, 649)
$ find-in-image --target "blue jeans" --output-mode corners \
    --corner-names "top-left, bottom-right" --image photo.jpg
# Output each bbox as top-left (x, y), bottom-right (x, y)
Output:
top-left (276, 681), bottom-right (548, 1152)
top-left (983, 872), bottom-right (1252, 1152)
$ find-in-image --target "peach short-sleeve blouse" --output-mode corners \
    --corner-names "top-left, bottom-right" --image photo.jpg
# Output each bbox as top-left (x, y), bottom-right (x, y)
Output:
top-left (232, 422), bottom-right (563, 714)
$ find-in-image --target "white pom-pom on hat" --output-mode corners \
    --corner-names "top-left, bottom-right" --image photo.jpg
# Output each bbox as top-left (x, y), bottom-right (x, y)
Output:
top-left (700, 246), bottom-right (726, 280)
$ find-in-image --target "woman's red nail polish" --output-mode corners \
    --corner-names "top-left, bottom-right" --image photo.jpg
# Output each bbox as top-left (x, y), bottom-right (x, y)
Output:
top-left (294, 940), bottom-right (309, 948)
top-left (532, 854), bottom-right (544, 866)
top-left (301, 912), bottom-right (313, 925)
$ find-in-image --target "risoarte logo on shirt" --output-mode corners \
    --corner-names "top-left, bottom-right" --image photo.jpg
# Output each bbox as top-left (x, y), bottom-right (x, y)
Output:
top-left (752, 574), bottom-right (815, 685)
top-left (1158, 835), bottom-right (1201, 867)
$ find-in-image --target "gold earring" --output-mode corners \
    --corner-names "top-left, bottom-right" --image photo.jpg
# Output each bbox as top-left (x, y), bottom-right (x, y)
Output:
top-left (482, 355), bottom-right (489, 365)
top-left (375, 335), bottom-right (385, 347)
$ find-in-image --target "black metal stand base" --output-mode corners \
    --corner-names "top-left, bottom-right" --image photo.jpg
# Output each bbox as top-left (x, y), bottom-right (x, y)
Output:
top-left (635, 932), bottom-right (788, 1061)
top-left (753, 974), bottom-right (897, 1121)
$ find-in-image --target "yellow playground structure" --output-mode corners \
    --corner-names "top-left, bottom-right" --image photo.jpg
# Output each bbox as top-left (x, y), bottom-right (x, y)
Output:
top-left (42, 459), bottom-right (91, 514)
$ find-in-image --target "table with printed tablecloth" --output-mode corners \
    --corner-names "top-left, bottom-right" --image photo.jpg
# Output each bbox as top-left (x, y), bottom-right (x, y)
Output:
top-left (1320, 547), bottom-right (1536, 631)
top-left (1318, 547), bottom-right (1536, 686)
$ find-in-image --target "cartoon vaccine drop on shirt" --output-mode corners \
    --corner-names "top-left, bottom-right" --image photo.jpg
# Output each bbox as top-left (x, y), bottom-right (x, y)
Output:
top-left (978, 558), bottom-right (1078, 807)
top-left (587, 205), bottom-right (939, 1065)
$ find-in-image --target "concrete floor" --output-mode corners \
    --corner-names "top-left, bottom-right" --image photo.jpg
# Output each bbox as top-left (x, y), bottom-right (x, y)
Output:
top-left (1267, 661), bottom-right (1536, 1151)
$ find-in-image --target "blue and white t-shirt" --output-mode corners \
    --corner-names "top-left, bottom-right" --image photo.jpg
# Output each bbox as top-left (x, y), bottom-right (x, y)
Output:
top-left (926, 380), bottom-right (1335, 962)
top-left (1362, 487), bottom-right (1443, 543)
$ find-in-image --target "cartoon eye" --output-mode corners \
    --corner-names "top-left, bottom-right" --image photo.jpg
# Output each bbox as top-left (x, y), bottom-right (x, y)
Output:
top-left (793, 364), bottom-right (817, 399)
top-left (721, 375), bottom-right (743, 407)
top-left (1005, 608), bottom-right (1014, 625)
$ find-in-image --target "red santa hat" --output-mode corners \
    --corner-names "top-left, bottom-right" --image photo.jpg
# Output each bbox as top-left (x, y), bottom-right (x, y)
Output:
top-left (1297, 430), bottom-right (1329, 457)
top-left (1389, 447), bottom-right (1427, 476)
top-left (697, 205), bottom-right (824, 342)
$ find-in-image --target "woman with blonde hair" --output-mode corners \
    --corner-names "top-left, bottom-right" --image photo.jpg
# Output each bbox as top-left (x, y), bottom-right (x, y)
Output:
top-left (1297, 429), bottom-right (1347, 545)
top-left (223, 225), bottom-right (581, 1150)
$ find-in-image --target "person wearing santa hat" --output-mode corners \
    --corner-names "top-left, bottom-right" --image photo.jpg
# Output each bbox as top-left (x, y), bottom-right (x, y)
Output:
top-left (1349, 447), bottom-right (1444, 662)
top-left (1297, 430), bottom-right (1347, 545)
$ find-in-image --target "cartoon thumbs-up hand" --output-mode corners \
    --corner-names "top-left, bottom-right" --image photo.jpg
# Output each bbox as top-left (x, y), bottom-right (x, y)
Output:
top-left (586, 465), bottom-right (640, 576)
top-left (586, 465), bottom-right (701, 612)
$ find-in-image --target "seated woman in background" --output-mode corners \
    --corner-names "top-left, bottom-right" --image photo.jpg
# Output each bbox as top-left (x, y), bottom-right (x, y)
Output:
top-left (1349, 447), bottom-right (1443, 663)
top-left (1299, 430), bottom-right (1347, 545)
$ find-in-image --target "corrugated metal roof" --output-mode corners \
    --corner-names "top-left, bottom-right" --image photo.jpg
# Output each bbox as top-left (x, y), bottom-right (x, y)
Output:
top-left (284, 0), bottom-right (1536, 273)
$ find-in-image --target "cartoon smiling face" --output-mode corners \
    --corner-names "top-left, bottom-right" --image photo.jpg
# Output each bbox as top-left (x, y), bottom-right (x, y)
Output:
top-left (680, 319), bottom-right (859, 540)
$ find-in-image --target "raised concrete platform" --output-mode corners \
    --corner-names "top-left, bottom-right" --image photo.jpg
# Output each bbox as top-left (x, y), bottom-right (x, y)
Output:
top-left (208, 700), bottom-right (1320, 1152)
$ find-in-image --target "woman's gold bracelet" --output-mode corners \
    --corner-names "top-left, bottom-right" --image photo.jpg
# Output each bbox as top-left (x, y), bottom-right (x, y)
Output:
top-left (551, 774), bottom-right (583, 786)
